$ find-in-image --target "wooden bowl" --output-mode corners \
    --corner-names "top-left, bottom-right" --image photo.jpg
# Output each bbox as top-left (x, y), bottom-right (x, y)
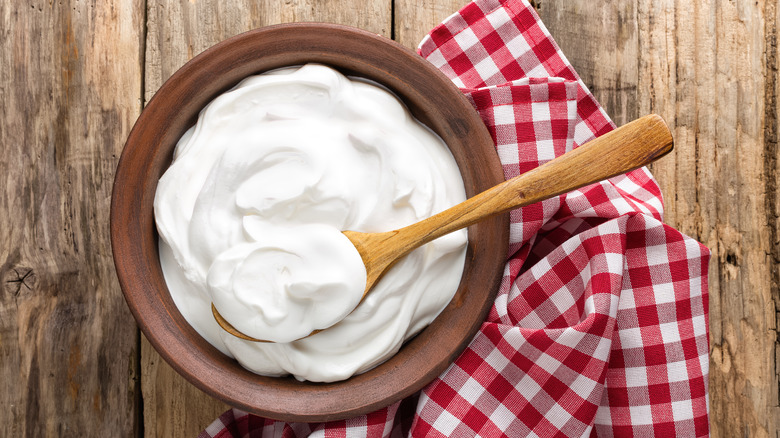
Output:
top-left (111, 22), bottom-right (508, 422)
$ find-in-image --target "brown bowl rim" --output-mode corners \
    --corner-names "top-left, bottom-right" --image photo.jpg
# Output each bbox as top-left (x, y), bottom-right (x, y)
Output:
top-left (110, 22), bottom-right (509, 422)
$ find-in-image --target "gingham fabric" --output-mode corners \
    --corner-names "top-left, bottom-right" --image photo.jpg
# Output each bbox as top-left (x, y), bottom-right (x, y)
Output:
top-left (200, 0), bottom-right (710, 436)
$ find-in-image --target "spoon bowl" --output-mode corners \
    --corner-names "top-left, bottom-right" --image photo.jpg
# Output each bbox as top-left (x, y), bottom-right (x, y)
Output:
top-left (214, 113), bottom-right (674, 342)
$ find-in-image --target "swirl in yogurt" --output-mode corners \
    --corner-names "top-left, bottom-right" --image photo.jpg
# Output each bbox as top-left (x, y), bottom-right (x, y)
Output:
top-left (154, 64), bottom-right (467, 382)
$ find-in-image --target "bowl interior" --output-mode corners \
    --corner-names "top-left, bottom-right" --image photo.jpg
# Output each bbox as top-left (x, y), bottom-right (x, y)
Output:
top-left (111, 22), bottom-right (508, 422)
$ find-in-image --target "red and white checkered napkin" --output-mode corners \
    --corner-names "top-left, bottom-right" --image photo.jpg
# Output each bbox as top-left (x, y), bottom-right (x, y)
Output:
top-left (200, 0), bottom-right (710, 436)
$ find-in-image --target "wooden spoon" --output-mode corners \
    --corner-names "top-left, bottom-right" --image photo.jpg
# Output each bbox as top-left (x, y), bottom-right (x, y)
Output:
top-left (212, 114), bottom-right (673, 342)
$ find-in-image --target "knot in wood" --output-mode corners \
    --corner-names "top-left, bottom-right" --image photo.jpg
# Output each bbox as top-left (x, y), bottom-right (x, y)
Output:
top-left (4, 266), bottom-right (37, 296)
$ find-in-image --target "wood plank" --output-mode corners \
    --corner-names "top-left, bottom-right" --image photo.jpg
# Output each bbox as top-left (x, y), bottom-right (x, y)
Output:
top-left (0, 1), bottom-right (144, 437)
top-left (543, 0), bottom-right (779, 435)
top-left (142, 1), bottom-right (391, 436)
top-left (635, 1), bottom-right (779, 435)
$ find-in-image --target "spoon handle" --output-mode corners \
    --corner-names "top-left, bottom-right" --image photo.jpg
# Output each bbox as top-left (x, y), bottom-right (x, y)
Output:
top-left (393, 114), bottom-right (673, 250)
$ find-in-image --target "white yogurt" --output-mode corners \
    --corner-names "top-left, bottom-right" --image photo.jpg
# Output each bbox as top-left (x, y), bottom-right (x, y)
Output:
top-left (154, 64), bottom-right (467, 382)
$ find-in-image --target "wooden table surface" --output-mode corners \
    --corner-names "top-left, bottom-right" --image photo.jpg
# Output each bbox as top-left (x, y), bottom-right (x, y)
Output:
top-left (1, 0), bottom-right (778, 436)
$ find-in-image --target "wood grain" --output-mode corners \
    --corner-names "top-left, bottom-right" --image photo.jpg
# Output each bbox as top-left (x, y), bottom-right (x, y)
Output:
top-left (0, 1), bottom-right (144, 437)
top-left (636, 2), bottom-right (779, 436)
top-left (541, 1), bottom-right (780, 436)
top-left (141, 2), bottom-right (392, 436)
